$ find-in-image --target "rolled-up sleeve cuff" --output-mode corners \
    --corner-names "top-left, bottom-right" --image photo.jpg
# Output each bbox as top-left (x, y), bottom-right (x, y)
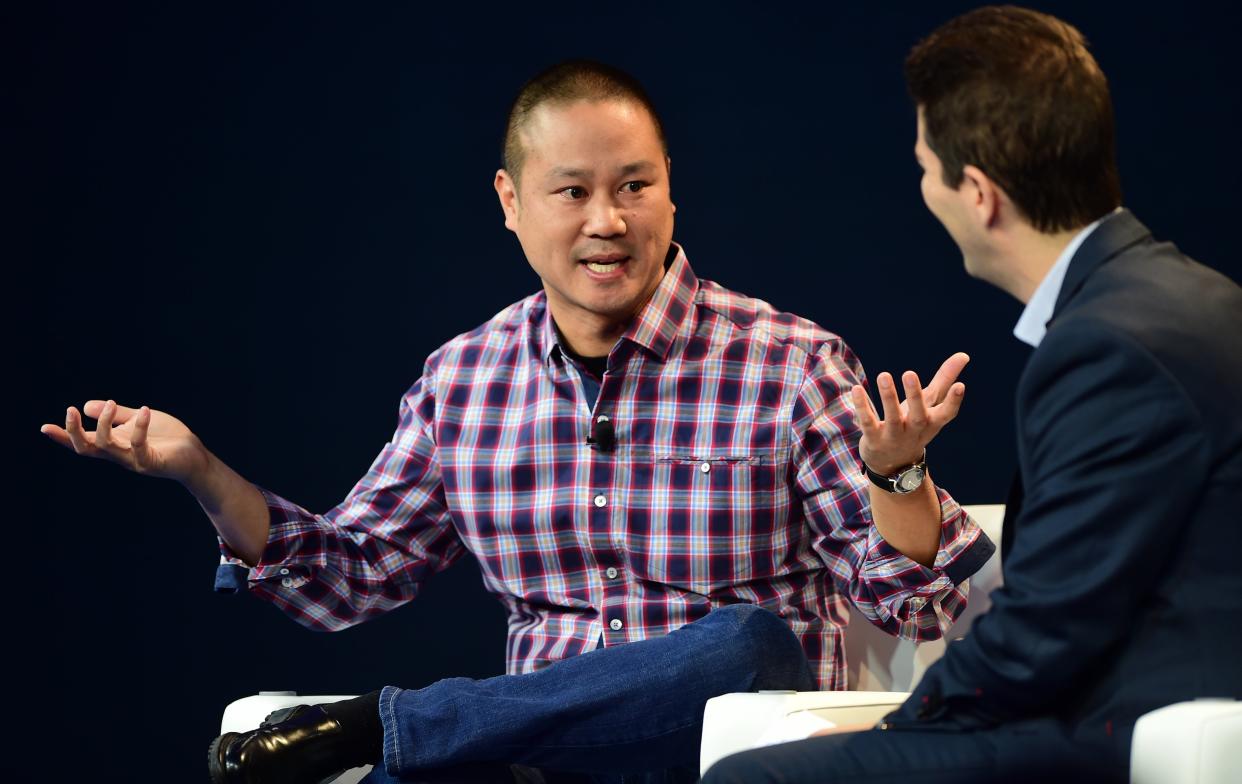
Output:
top-left (856, 496), bottom-right (997, 635)
top-left (943, 526), bottom-right (995, 585)
top-left (214, 561), bottom-right (249, 594)
top-left (862, 495), bottom-right (995, 586)
top-left (212, 487), bottom-right (321, 592)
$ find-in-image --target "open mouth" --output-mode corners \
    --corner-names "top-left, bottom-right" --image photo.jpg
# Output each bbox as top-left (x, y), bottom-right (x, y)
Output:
top-left (579, 254), bottom-right (630, 274)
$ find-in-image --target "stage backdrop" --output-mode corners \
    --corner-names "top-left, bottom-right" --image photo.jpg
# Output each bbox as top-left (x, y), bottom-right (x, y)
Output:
top-left (19, 1), bottom-right (1240, 778)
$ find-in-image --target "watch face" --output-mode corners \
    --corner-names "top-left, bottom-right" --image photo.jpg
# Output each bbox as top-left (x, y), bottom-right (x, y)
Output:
top-left (897, 466), bottom-right (926, 492)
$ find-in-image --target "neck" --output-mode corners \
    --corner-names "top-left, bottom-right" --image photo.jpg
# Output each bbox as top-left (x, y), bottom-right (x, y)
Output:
top-left (552, 309), bottom-right (629, 358)
top-left (998, 224), bottom-right (1085, 304)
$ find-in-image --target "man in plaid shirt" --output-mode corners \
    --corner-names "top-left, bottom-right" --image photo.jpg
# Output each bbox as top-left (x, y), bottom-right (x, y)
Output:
top-left (44, 61), bottom-right (993, 784)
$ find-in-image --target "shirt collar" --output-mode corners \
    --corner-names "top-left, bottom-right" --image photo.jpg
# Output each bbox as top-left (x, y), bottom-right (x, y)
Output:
top-left (619, 243), bottom-right (697, 361)
top-left (537, 243), bottom-right (699, 364)
top-left (1012, 214), bottom-right (1109, 347)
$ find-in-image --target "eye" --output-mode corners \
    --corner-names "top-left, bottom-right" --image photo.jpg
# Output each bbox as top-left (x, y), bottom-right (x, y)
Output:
top-left (620, 181), bottom-right (647, 194)
top-left (557, 186), bottom-right (588, 200)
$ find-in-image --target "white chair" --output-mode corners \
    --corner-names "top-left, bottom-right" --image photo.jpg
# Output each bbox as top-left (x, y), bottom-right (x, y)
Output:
top-left (699, 504), bottom-right (1242, 782)
top-left (1131, 700), bottom-right (1242, 784)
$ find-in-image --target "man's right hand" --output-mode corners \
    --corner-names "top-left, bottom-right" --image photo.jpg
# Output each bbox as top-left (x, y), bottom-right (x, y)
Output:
top-left (41, 400), bottom-right (210, 485)
top-left (41, 400), bottom-right (271, 564)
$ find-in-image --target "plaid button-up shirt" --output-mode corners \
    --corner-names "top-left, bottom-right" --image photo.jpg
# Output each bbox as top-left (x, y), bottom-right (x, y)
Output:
top-left (219, 245), bottom-right (992, 689)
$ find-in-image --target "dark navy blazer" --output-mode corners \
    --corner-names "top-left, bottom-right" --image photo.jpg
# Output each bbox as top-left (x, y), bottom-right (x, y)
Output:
top-left (885, 209), bottom-right (1242, 767)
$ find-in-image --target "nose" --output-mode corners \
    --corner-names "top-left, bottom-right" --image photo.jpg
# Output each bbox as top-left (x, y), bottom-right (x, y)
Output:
top-left (582, 195), bottom-right (627, 239)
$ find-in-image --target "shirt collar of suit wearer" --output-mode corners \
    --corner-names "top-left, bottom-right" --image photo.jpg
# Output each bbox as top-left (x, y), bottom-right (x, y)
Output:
top-left (1013, 209), bottom-right (1119, 347)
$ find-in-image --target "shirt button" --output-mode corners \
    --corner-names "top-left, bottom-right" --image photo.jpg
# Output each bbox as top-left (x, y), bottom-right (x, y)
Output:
top-left (281, 577), bottom-right (293, 588)
top-left (700, 461), bottom-right (711, 474)
top-left (279, 568), bottom-right (290, 576)
top-left (594, 494), bottom-right (608, 508)
top-left (609, 618), bottom-right (623, 631)
top-left (605, 567), bottom-right (619, 579)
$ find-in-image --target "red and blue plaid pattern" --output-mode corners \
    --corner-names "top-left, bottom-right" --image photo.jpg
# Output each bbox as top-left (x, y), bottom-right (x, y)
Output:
top-left (223, 246), bottom-right (988, 689)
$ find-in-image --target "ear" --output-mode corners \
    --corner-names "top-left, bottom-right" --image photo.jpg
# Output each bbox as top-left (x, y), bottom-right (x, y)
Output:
top-left (666, 156), bottom-right (676, 214)
top-left (960, 164), bottom-right (1001, 229)
top-left (494, 169), bottom-right (520, 233)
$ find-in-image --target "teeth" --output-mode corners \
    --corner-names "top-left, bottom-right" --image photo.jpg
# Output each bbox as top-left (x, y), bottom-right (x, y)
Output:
top-left (586, 261), bottom-right (621, 272)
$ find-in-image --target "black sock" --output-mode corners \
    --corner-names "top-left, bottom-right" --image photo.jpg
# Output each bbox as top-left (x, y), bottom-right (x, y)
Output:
top-left (318, 690), bottom-right (383, 767)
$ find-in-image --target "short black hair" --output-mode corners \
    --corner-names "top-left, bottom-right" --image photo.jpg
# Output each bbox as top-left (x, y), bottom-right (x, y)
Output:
top-left (502, 60), bottom-right (668, 183)
top-left (905, 5), bottom-right (1122, 232)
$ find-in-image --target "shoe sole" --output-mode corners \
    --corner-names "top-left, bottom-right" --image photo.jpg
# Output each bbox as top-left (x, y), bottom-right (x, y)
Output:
top-left (208, 732), bottom-right (237, 784)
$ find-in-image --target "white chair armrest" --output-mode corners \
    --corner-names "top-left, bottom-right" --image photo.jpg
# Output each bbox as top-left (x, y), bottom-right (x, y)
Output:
top-left (1130, 699), bottom-right (1242, 784)
top-left (700, 691), bottom-right (908, 775)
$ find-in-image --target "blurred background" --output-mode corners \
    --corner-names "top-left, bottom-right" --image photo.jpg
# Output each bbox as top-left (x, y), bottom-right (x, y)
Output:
top-left (15, 1), bottom-right (1240, 779)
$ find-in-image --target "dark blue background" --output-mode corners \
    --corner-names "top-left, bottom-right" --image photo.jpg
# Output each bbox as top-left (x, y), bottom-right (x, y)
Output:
top-left (20, 2), bottom-right (1240, 779)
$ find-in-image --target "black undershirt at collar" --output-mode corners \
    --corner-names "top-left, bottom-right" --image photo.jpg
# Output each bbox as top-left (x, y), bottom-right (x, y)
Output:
top-left (564, 349), bottom-right (608, 380)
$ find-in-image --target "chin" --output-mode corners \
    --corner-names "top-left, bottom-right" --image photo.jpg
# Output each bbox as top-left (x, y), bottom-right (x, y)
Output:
top-left (959, 245), bottom-right (994, 280)
top-left (961, 254), bottom-right (982, 279)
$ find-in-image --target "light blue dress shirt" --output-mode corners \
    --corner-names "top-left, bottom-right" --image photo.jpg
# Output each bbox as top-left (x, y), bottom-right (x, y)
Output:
top-left (1012, 211), bottom-right (1116, 347)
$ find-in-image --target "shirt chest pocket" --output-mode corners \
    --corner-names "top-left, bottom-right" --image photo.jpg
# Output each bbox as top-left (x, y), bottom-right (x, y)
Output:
top-left (622, 452), bottom-right (791, 591)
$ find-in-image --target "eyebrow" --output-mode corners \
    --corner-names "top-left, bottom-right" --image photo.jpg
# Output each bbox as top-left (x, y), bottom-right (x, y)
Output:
top-left (548, 166), bottom-right (590, 180)
top-left (545, 161), bottom-right (659, 181)
top-left (618, 161), bottom-right (658, 177)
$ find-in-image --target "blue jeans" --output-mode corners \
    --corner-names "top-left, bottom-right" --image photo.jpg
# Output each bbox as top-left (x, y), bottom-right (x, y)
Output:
top-left (360, 604), bottom-right (814, 783)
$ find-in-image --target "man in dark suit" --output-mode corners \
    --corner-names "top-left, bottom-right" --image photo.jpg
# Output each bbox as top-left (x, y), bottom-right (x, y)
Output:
top-left (703, 6), bottom-right (1242, 782)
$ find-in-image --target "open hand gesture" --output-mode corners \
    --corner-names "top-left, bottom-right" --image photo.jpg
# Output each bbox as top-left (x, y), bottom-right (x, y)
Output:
top-left (849, 353), bottom-right (969, 475)
top-left (41, 400), bottom-right (209, 484)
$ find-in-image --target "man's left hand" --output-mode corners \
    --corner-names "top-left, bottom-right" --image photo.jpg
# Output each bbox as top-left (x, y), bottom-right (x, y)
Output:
top-left (849, 352), bottom-right (969, 475)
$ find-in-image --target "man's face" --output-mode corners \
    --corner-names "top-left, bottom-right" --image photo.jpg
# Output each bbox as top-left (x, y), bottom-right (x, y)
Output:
top-left (915, 109), bottom-right (986, 278)
top-left (497, 99), bottom-right (675, 332)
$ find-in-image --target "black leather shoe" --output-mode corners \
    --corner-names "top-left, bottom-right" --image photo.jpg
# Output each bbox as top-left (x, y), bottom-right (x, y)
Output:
top-left (208, 704), bottom-right (353, 784)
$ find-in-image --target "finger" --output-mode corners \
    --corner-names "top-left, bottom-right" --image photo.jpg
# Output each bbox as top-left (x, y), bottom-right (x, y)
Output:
top-left (65, 407), bottom-right (97, 455)
top-left (932, 382), bottom-right (967, 425)
top-left (130, 406), bottom-right (152, 467)
top-left (903, 371), bottom-right (929, 427)
top-left (83, 399), bottom-right (140, 425)
top-left (850, 385), bottom-right (881, 434)
top-left (95, 400), bottom-right (117, 449)
top-left (877, 372), bottom-right (903, 425)
top-left (925, 352), bottom-right (971, 404)
top-left (40, 424), bottom-right (74, 450)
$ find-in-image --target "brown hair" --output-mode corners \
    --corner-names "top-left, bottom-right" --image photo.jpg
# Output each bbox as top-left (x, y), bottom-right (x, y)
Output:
top-left (905, 5), bottom-right (1122, 232)
top-left (502, 60), bottom-right (668, 183)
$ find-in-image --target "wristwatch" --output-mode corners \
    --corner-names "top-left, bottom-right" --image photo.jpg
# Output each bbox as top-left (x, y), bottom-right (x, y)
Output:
top-left (863, 450), bottom-right (927, 494)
